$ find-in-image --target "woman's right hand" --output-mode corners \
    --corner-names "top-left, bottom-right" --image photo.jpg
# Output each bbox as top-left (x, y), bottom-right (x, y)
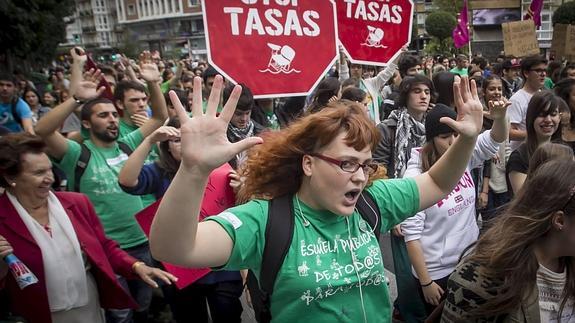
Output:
top-left (0, 235), bottom-right (13, 259)
top-left (0, 235), bottom-right (13, 277)
top-left (422, 281), bottom-right (444, 306)
top-left (147, 126), bottom-right (180, 144)
top-left (169, 75), bottom-right (263, 174)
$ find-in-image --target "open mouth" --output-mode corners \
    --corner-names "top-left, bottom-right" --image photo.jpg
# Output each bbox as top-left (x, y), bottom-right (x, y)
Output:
top-left (344, 189), bottom-right (361, 206)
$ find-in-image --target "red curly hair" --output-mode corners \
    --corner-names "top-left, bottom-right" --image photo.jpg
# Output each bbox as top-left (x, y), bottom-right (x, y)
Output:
top-left (237, 101), bottom-right (387, 203)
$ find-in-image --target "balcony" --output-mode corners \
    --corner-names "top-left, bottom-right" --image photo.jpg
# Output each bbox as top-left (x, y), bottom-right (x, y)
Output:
top-left (82, 26), bottom-right (97, 33)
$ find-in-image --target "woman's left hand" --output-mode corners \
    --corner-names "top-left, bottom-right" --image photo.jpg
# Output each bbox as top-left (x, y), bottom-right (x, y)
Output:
top-left (487, 98), bottom-right (511, 121)
top-left (134, 263), bottom-right (178, 288)
top-left (442, 76), bottom-right (484, 140)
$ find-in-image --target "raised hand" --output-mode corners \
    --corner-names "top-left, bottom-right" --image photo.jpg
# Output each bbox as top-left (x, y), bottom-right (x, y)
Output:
top-left (441, 76), bottom-right (484, 140)
top-left (139, 60), bottom-right (161, 83)
top-left (486, 98), bottom-right (511, 121)
top-left (75, 68), bottom-right (105, 101)
top-left (148, 126), bottom-right (180, 144)
top-left (70, 47), bottom-right (87, 66)
top-left (169, 75), bottom-right (263, 174)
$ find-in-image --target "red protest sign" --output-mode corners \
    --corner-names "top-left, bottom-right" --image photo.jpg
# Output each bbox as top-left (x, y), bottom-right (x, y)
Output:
top-left (336, 0), bottom-right (414, 66)
top-left (202, 0), bottom-right (338, 98)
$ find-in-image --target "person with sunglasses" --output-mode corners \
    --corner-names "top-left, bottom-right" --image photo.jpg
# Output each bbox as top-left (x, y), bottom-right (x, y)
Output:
top-left (149, 75), bottom-right (485, 322)
top-left (400, 100), bottom-right (509, 315)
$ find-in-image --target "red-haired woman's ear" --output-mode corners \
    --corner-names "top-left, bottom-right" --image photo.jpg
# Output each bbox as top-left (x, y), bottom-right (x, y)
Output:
top-left (302, 155), bottom-right (313, 177)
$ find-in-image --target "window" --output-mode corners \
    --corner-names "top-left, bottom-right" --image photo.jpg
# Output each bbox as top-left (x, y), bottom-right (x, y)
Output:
top-left (188, 0), bottom-right (199, 6)
top-left (128, 4), bottom-right (135, 15)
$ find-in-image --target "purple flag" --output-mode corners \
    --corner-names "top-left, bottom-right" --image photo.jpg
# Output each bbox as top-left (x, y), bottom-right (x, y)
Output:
top-left (524, 0), bottom-right (543, 27)
top-left (452, 0), bottom-right (469, 48)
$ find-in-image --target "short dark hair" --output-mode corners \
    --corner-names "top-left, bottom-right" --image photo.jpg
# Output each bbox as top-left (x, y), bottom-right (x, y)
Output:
top-left (341, 87), bottom-right (366, 103)
top-left (398, 55), bottom-right (422, 77)
top-left (0, 133), bottom-right (46, 188)
top-left (113, 80), bottom-right (147, 103)
top-left (471, 57), bottom-right (487, 70)
top-left (98, 65), bottom-right (116, 79)
top-left (223, 83), bottom-right (254, 111)
top-left (456, 54), bottom-right (468, 63)
top-left (81, 98), bottom-right (115, 121)
top-left (342, 77), bottom-right (360, 89)
top-left (0, 72), bottom-right (16, 84)
top-left (164, 88), bottom-right (189, 111)
top-left (202, 66), bottom-right (219, 84)
top-left (397, 74), bottom-right (434, 109)
top-left (520, 55), bottom-right (548, 79)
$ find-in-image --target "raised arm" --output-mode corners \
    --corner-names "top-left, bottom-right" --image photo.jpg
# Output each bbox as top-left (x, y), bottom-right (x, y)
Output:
top-left (150, 76), bottom-right (262, 267)
top-left (35, 68), bottom-right (104, 159)
top-left (414, 77), bottom-right (484, 211)
top-left (118, 126), bottom-right (179, 188)
top-left (137, 52), bottom-right (169, 138)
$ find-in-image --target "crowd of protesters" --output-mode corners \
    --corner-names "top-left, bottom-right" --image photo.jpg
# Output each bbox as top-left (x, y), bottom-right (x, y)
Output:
top-left (0, 45), bottom-right (575, 323)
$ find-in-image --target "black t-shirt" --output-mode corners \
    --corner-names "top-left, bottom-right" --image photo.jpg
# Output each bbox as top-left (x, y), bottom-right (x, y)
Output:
top-left (506, 143), bottom-right (529, 196)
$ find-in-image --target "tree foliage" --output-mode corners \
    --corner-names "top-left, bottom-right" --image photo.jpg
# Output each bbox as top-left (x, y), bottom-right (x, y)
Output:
top-left (425, 11), bottom-right (457, 41)
top-left (0, 0), bottom-right (74, 71)
top-left (552, 1), bottom-right (575, 26)
top-left (432, 0), bottom-right (464, 16)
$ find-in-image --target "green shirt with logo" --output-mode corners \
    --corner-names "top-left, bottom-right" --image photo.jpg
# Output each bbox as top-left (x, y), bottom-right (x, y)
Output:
top-left (206, 178), bottom-right (419, 322)
top-left (55, 130), bottom-right (148, 249)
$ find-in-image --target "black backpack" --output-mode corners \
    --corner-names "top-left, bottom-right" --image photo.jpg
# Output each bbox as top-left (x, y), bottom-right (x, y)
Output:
top-left (246, 192), bottom-right (382, 323)
top-left (73, 142), bottom-right (132, 192)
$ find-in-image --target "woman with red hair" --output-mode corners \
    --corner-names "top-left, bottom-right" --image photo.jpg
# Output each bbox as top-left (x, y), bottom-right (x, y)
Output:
top-left (150, 75), bottom-right (485, 322)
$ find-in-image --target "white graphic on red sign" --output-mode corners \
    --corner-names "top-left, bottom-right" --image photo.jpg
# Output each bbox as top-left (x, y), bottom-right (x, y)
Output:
top-left (259, 43), bottom-right (301, 74)
top-left (202, 0), bottom-right (338, 98)
top-left (336, 0), bottom-right (414, 66)
top-left (361, 26), bottom-right (387, 48)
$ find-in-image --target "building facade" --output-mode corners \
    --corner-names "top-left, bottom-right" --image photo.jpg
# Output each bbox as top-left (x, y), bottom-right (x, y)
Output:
top-left (115, 0), bottom-right (206, 59)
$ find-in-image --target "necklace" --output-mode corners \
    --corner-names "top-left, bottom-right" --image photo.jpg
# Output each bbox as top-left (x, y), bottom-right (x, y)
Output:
top-left (295, 195), bottom-right (310, 227)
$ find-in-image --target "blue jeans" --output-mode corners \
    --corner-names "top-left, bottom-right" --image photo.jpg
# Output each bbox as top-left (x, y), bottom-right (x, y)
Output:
top-left (106, 242), bottom-right (153, 323)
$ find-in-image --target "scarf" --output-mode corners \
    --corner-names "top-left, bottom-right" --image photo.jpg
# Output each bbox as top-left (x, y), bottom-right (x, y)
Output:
top-left (228, 121), bottom-right (255, 143)
top-left (8, 192), bottom-right (88, 311)
top-left (389, 109), bottom-right (426, 178)
top-left (228, 121), bottom-right (256, 167)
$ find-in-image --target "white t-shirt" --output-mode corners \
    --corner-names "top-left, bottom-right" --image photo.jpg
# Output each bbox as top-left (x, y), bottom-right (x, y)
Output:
top-left (537, 264), bottom-right (575, 322)
top-left (401, 131), bottom-right (499, 280)
top-left (508, 89), bottom-right (534, 151)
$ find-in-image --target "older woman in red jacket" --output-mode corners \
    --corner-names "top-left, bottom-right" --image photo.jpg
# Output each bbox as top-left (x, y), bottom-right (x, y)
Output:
top-left (0, 133), bottom-right (177, 323)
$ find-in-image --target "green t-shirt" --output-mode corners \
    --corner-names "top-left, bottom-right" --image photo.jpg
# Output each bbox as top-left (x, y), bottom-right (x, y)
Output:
top-left (207, 178), bottom-right (419, 322)
top-left (544, 77), bottom-right (554, 90)
top-left (450, 67), bottom-right (468, 76)
top-left (265, 110), bottom-right (280, 130)
top-left (55, 130), bottom-right (148, 249)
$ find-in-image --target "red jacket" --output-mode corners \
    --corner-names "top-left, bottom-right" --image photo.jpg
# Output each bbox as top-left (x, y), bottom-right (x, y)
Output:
top-left (0, 192), bottom-right (139, 323)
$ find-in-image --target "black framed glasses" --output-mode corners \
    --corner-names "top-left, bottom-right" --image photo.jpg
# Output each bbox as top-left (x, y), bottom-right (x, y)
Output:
top-left (310, 153), bottom-right (378, 175)
top-left (530, 68), bottom-right (547, 75)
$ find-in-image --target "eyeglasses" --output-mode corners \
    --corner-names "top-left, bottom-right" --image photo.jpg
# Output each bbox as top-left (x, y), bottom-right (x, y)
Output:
top-left (310, 153), bottom-right (378, 175)
top-left (530, 68), bottom-right (547, 75)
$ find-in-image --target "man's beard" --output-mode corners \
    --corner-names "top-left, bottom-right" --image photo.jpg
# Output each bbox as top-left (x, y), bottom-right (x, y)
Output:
top-left (92, 128), bottom-right (118, 143)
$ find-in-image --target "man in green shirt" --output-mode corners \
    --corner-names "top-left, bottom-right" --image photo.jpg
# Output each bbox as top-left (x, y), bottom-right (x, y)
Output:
top-left (450, 54), bottom-right (469, 76)
top-left (35, 48), bottom-right (168, 323)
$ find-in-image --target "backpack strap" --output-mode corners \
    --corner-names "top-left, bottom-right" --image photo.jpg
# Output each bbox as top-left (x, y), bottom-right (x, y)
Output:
top-left (259, 195), bottom-right (295, 323)
top-left (73, 142), bottom-right (132, 192)
top-left (118, 141), bottom-right (133, 155)
top-left (356, 191), bottom-right (382, 241)
top-left (74, 144), bottom-right (91, 192)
